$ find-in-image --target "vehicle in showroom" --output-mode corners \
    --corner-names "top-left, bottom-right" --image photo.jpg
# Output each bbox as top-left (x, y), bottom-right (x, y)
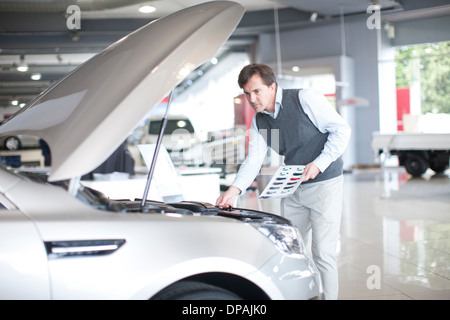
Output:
top-left (0, 122), bottom-right (40, 150)
top-left (0, 2), bottom-right (322, 300)
top-left (142, 114), bottom-right (203, 165)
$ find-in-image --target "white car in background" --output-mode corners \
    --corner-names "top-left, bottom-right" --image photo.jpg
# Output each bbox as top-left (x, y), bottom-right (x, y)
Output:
top-left (143, 114), bottom-right (203, 165)
top-left (0, 127), bottom-right (40, 150)
top-left (0, 1), bottom-right (321, 300)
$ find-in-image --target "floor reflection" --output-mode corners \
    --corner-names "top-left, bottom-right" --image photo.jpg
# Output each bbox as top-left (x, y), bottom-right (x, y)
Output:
top-left (339, 167), bottom-right (450, 299)
top-left (235, 166), bottom-right (450, 299)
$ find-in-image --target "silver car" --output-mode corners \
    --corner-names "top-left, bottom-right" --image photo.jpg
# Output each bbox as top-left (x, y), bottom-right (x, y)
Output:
top-left (0, 131), bottom-right (40, 151)
top-left (0, 1), bottom-right (321, 300)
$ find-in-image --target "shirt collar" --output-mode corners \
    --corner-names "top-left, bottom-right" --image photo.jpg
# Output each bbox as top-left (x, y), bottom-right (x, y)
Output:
top-left (261, 85), bottom-right (283, 118)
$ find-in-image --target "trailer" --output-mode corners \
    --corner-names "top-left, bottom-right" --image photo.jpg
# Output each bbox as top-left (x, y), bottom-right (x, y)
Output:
top-left (371, 132), bottom-right (450, 176)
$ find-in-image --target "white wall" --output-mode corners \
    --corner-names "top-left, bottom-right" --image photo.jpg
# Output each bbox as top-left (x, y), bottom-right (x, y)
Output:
top-left (1, 106), bottom-right (21, 121)
top-left (170, 52), bottom-right (250, 138)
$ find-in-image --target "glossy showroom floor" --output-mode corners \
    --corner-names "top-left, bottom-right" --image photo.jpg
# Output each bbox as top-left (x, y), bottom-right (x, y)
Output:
top-left (236, 166), bottom-right (450, 300)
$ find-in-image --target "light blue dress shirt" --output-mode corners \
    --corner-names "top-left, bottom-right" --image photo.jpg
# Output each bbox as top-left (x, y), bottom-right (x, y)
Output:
top-left (232, 86), bottom-right (351, 193)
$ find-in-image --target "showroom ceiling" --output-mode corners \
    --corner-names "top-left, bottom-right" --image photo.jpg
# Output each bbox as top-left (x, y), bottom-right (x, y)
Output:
top-left (1, 0), bottom-right (449, 107)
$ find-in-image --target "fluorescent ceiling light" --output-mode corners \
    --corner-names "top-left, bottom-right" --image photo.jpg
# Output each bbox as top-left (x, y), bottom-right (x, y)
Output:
top-left (139, 5), bottom-right (156, 13)
top-left (31, 73), bottom-right (41, 80)
top-left (17, 55), bottom-right (28, 72)
top-left (17, 65), bottom-right (28, 72)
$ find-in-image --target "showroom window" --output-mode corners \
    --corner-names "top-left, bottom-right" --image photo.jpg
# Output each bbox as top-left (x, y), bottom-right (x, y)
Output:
top-left (395, 40), bottom-right (450, 132)
top-left (277, 73), bottom-right (337, 109)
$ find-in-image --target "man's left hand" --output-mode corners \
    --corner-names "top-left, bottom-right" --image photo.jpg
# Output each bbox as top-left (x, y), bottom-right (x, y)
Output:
top-left (302, 163), bottom-right (320, 182)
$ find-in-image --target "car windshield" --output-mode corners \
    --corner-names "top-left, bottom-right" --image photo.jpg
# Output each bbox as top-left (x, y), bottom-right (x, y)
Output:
top-left (149, 119), bottom-right (195, 135)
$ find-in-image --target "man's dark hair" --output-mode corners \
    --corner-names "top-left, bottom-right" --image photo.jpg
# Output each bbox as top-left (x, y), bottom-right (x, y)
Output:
top-left (238, 63), bottom-right (276, 88)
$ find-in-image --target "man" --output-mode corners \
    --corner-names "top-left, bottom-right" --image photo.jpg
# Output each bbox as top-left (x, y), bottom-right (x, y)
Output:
top-left (216, 63), bottom-right (351, 300)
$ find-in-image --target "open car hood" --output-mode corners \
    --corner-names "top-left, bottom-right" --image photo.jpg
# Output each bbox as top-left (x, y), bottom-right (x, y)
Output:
top-left (0, 1), bottom-right (244, 182)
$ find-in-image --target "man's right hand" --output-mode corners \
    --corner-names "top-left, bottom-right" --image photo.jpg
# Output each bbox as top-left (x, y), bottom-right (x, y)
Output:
top-left (216, 185), bottom-right (241, 209)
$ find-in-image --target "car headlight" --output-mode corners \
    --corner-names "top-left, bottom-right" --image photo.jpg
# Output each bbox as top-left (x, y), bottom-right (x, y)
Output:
top-left (253, 223), bottom-right (305, 255)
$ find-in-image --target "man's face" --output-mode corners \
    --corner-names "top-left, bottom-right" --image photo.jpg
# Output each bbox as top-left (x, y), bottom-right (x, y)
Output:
top-left (242, 74), bottom-right (276, 113)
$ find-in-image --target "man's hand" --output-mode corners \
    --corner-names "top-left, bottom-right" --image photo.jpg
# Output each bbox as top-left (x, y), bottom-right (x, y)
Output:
top-left (302, 163), bottom-right (320, 182)
top-left (216, 185), bottom-right (241, 209)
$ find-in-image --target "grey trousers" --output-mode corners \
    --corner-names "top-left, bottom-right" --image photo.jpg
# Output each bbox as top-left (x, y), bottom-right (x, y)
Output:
top-left (281, 174), bottom-right (344, 300)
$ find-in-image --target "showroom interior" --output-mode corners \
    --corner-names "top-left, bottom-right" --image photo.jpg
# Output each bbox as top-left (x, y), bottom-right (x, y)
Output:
top-left (0, 0), bottom-right (449, 300)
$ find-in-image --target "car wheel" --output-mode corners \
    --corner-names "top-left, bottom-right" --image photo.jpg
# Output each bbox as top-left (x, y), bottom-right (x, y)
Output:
top-left (4, 136), bottom-right (21, 151)
top-left (404, 153), bottom-right (428, 177)
top-left (429, 152), bottom-right (449, 174)
top-left (152, 280), bottom-right (242, 300)
top-left (429, 161), bottom-right (449, 174)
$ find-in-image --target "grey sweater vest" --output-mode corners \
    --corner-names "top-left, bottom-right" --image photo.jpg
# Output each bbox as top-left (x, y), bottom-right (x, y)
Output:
top-left (256, 89), bottom-right (343, 183)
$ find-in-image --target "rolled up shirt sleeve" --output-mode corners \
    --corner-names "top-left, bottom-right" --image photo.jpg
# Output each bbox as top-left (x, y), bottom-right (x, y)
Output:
top-left (299, 89), bottom-right (351, 172)
top-left (231, 115), bottom-right (268, 193)
top-left (231, 88), bottom-right (351, 193)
